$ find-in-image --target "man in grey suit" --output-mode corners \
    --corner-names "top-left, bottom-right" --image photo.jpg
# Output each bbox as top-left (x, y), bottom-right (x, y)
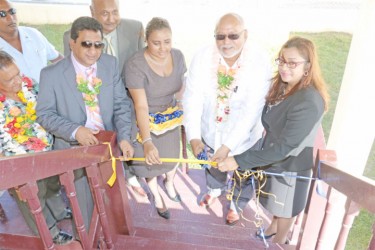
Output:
top-left (63, 0), bottom-right (146, 196)
top-left (63, 0), bottom-right (144, 80)
top-left (36, 16), bottom-right (134, 233)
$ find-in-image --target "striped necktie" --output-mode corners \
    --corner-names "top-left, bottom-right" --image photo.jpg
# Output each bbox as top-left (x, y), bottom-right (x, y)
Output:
top-left (104, 35), bottom-right (115, 56)
top-left (85, 67), bottom-right (105, 131)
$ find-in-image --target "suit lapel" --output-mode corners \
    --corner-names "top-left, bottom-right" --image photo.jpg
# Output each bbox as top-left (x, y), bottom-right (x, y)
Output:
top-left (63, 58), bottom-right (86, 113)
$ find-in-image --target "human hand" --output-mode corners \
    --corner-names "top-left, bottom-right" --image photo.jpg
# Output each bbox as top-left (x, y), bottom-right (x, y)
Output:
top-left (75, 127), bottom-right (99, 146)
top-left (143, 141), bottom-right (161, 165)
top-left (211, 145), bottom-right (230, 163)
top-left (119, 140), bottom-right (134, 161)
top-left (190, 139), bottom-right (205, 157)
top-left (217, 156), bottom-right (239, 172)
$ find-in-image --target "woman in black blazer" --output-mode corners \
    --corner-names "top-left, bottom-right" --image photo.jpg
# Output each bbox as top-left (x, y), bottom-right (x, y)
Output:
top-left (218, 37), bottom-right (329, 244)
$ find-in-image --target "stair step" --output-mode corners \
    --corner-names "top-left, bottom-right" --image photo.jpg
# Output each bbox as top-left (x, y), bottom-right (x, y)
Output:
top-left (132, 226), bottom-right (291, 250)
top-left (116, 234), bottom-right (247, 250)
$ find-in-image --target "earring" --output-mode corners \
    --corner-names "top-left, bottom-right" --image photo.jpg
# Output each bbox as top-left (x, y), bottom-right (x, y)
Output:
top-left (303, 71), bottom-right (309, 76)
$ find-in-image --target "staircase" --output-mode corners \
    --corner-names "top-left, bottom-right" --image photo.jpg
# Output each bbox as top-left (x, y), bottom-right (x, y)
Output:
top-left (119, 168), bottom-right (293, 250)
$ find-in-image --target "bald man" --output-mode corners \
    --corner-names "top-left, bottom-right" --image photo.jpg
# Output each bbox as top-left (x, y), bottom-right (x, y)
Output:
top-left (183, 13), bottom-right (272, 225)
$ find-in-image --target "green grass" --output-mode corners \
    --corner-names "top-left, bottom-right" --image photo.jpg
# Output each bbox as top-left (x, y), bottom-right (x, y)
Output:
top-left (20, 23), bottom-right (71, 55)
top-left (291, 32), bottom-right (352, 137)
top-left (23, 24), bottom-right (374, 249)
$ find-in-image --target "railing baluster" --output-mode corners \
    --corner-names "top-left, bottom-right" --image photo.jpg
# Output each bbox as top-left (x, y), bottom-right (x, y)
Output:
top-left (369, 221), bottom-right (375, 250)
top-left (19, 182), bottom-right (55, 250)
top-left (86, 164), bottom-right (114, 249)
top-left (60, 170), bottom-right (90, 249)
top-left (335, 200), bottom-right (360, 250)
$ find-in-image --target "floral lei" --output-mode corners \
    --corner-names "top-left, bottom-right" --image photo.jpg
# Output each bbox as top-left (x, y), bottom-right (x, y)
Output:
top-left (216, 60), bottom-right (240, 123)
top-left (76, 74), bottom-right (102, 107)
top-left (0, 76), bottom-right (52, 155)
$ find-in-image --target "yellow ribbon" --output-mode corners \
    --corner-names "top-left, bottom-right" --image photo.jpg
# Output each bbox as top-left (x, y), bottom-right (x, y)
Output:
top-left (103, 142), bottom-right (218, 187)
top-left (227, 169), bottom-right (284, 229)
top-left (103, 142), bottom-right (122, 187)
top-left (129, 157), bottom-right (218, 167)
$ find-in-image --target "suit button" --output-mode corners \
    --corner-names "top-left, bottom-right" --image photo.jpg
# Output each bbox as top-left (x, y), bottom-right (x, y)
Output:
top-left (269, 143), bottom-right (274, 147)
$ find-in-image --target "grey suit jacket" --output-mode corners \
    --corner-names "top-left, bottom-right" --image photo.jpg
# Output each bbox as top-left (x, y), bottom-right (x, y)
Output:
top-left (36, 53), bottom-right (132, 150)
top-left (234, 86), bottom-right (325, 172)
top-left (63, 18), bottom-right (144, 80)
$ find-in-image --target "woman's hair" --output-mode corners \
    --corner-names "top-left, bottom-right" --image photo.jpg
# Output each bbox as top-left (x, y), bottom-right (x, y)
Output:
top-left (266, 36), bottom-right (329, 111)
top-left (145, 17), bottom-right (171, 40)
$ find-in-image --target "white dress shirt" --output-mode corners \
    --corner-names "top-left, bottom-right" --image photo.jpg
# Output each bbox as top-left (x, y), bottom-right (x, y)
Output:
top-left (183, 40), bottom-right (272, 155)
top-left (0, 26), bottom-right (59, 82)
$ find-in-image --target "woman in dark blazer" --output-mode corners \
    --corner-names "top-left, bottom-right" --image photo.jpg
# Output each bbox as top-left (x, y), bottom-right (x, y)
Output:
top-left (218, 37), bottom-right (329, 244)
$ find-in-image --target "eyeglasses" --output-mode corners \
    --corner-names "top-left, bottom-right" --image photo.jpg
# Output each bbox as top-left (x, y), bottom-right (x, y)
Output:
top-left (275, 58), bottom-right (308, 69)
top-left (0, 8), bottom-right (16, 18)
top-left (80, 41), bottom-right (105, 49)
top-left (214, 30), bottom-right (244, 41)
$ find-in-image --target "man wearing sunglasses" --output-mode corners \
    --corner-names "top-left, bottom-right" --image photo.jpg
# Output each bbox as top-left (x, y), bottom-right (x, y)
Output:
top-left (63, 0), bottom-right (144, 82)
top-left (183, 13), bottom-right (272, 225)
top-left (0, 0), bottom-right (63, 82)
top-left (36, 17), bottom-right (134, 239)
top-left (63, 0), bottom-right (147, 197)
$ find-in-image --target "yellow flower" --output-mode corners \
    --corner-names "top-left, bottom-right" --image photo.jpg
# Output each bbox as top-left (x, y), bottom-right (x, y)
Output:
top-left (218, 65), bottom-right (226, 75)
top-left (16, 135), bottom-right (29, 143)
top-left (14, 123), bottom-right (21, 128)
top-left (16, 117), bottom-right (24, 123)
top-left (228, 68), bottom-right (237, 77)
top-left (31, 115), bottom-right (37, 121)
top-left (17, 91), bottom-right (27, 103)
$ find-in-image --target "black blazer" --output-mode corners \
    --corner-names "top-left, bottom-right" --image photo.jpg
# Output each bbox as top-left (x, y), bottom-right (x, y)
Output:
top-left (235, 86), bottom-right (324, 172)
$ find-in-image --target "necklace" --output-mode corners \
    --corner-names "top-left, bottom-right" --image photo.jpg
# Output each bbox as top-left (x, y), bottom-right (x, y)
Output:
top-left (145, 50), bottom-right (170, 66)
top-left (216, 58), bottom-right (240, 123)
top-left (0, 76), bottom-right (52, 154)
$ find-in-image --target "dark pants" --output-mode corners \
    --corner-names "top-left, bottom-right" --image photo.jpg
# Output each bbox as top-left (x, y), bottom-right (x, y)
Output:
top-left (10, 176), bottom-right (62, 238)
top-left (205, 139), bottom-right (262, 211)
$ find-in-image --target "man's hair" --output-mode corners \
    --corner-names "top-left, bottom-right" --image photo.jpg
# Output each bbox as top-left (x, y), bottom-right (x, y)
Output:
top-left (70, 16), bottom-right (103, 41)
top-left (0, 50), bottom-right (15, 70)
top-left (145, 17), bottom-right (171, 40)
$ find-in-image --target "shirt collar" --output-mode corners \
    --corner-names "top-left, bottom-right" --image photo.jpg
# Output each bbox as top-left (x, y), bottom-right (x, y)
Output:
top-left (70, 52), bottom-right (97, 76)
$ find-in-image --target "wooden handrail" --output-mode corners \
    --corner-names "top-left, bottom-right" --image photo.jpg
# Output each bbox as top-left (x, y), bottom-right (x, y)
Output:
top-left (0, 131), bottom-right (133, 250)
top-left (318, 159), bottom-right (375, 214)
top-left (301, 149), bottom-right (375, 250)
top-left (0, 131), bottom-right (116, 190)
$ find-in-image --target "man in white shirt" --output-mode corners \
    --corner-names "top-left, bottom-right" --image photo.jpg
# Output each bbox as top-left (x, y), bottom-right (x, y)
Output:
top-left (183, 13), bottom-right (272, 225)
top-left (0, 0), bottom-right (63, 82)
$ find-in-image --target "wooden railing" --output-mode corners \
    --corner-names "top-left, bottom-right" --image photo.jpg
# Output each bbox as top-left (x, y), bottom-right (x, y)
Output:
top-left (0, 131), bottom-right (132, 250)
top-left (1, 130), bottom-right (374, 249)
top-left (299, 149), bottom-right (375, 249)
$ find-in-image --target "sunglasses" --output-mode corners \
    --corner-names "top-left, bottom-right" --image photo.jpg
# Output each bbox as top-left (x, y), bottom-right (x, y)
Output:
top-left (80, 41), bottom-right (105, 49)
top-left (0, 8), bottom-right (16, 18)
top-left (214, 30), bottom-right (244, 41)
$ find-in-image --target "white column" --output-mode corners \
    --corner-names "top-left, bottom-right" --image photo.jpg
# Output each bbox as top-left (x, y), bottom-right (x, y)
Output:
top-left (323, 1), bottom-right (375, 249)
top-left (327, 0), bottom-right (375, 176)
